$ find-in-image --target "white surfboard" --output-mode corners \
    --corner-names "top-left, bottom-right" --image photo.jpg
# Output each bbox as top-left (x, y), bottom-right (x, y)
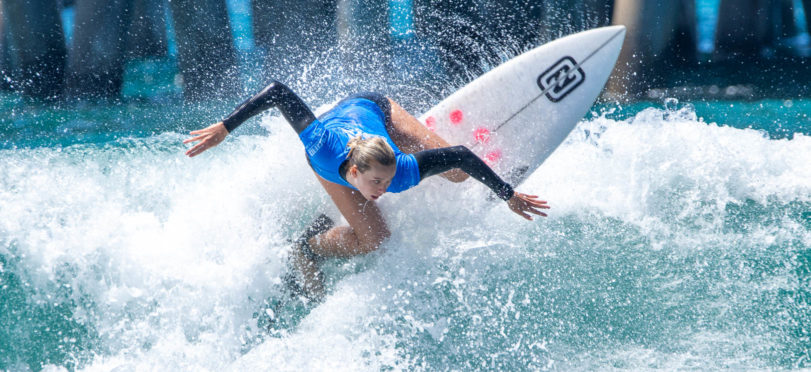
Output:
top-left (418, 25), bottom-right (626, 186)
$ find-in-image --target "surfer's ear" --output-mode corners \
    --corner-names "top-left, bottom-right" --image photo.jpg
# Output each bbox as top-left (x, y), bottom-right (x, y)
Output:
top-left (349, 165), bottom-right (358, 177)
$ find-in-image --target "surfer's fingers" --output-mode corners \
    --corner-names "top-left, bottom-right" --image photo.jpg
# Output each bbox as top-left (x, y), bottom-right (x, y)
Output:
top-left (515, 208), bottom-right (532, 220)
top-left (183, 134), bottom-right (207, 144)
top-left (531, 200), bottom-right (550, 208)
top-left (522, 195), bottom-right (549, 208)
top-left (515, 198), bottom-right (548, 218)
top-left (526, 205), bottom-right (542, 215)
top-left (186, 142), bottom-right (208, 157)
top-left (517, 193), bottom-right (547, 204)
top-left (515, 194), bottom-right (546, 208)
top-left (186, 139), bottom-right (206, 152)
top-left (185, 146), bottom-right (199, 157)
top-left (528, 206), bottom-right (548, 217)
top-left (188, 147), bottom-right (206, 157)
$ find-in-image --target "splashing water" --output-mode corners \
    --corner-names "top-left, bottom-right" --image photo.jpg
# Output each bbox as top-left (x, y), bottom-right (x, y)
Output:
top-left (1, 100), bottom-right (809, 370)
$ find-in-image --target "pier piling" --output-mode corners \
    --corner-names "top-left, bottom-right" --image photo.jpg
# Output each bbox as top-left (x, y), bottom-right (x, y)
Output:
top-left (126, 0), bottom-right (168, 59)
top-left (168, 0), bottom-right (239, 101)
top-left (252, 0), bottom-right (337, 89)
top-left (336, 0), bottom-right (391, 88)
top-left (66, 0), bottom-right (132, 99)
top-left (714, 0), bottom-right (797, 59)
top-left (714, 0), bottom-right (771, 59)
top-left (804, 0), bottom-right (811, 36)
top-left (0, 0), bottom-right (808, 101)
top-left (2, 0), bottom-right (67, 99)
top-left (607, 0), bottom-right (697, 97)
top-left (0, 5), bottom-right (11, 91)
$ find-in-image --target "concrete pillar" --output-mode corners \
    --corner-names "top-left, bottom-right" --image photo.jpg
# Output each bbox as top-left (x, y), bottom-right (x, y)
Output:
top-left (607, 0), bottom-right (697, 97)
top-left (0, 5), bottom-right (12, 91)
top-left (387, 0), bottom-right (445, 98)
top-left (714, 0), bottom-right (781, 59)
top-left (125, 0), bottom-right (167, 59)
top-left (762, 0), bottom-right (799, 56)
top-left (168, 0), bottom-right (239, 101)
top-left (778, 0), bottom-right (797, 39)
top-left (2, 0), bottom-right (67, 99)
top-left (336, 0), bottom-right (391, 89)
top-left (252, 0), bottom-right (337, 88)
top-left (66, 0), bottom-right (132, 99)
top-left (804, 0), bottom-right (811, 37)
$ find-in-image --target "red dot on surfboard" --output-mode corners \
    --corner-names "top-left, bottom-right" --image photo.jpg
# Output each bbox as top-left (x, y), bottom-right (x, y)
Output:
top-left (473, 127), bottom-right (490, 144)
top-left (449, 110), bottom-right (463, 125)
top-left (485, 149), bottom-right (502, 164)
top-left (425, 116), bottom-right (436, 131)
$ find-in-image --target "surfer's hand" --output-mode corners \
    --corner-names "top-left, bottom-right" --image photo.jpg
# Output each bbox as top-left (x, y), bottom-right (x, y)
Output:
top-left (184, 122), bottom-right (228, 157)
top-left (507, 193), bottom-right (549, 220)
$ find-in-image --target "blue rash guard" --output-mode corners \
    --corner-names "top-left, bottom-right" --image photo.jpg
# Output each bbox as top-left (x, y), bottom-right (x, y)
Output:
top-left (220, 82), bottom-right (514, 201)
top-left (299, 98), bottom-right (421, 193)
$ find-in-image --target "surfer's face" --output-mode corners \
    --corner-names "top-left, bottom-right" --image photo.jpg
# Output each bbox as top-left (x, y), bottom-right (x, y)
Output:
top-left (348, 161), bottom-right (396, 201)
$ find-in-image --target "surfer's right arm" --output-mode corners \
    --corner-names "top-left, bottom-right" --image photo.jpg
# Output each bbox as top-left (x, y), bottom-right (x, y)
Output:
top-left (184, 81), bottom-right (315, 157)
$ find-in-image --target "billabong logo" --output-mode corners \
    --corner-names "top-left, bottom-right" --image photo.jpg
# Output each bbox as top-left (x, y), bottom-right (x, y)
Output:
top-left (537, 56), bottom-right (585, 102)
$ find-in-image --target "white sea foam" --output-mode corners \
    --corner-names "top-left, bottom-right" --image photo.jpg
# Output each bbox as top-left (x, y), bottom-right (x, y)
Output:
top-left (1, 105), bottom-right (809, 370)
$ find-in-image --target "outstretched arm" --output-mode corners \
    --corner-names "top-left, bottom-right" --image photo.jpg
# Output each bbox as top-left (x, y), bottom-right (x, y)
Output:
top-left (184, 81), bottom-right (315, 157)
top-left (413, 146), bottom-right (550, 220)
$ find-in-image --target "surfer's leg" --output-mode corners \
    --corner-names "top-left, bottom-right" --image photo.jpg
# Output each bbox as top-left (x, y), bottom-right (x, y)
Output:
top-left (385, 98), bottom-right (469, 183)
top-left (287, 173), bottom-right (388, 299)
top-left (307, 173), bottom-right (391, 257)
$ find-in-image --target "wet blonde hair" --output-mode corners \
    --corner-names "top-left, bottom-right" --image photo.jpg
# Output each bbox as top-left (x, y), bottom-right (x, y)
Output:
top-left (346, 135), bottom-right (396, 172)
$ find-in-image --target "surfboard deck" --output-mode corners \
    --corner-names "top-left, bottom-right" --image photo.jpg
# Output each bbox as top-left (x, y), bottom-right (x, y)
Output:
top-left (418, 26), bottom-right (626, 186)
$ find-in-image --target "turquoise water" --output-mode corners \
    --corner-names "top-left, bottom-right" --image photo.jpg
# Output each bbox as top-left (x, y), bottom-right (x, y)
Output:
top-left (1, 89), bottom-right (809, 370)
top-left (2, 1), bottom-right (811, 367)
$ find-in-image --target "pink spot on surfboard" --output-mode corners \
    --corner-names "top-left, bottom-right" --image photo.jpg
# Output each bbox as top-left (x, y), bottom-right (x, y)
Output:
top-left (485, 149), bottom-right (502, 165)
top-left (425, 116), bottom-right (436, 131)
top-left (473, 127), bottom-right (490, 144)
top-left (449, 110), bottom-right (463, 125)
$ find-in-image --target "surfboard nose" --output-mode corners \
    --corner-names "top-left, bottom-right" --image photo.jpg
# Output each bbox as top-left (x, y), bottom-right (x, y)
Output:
top-left (604, 25), bottom-right (627, 43)
top-left (606, 25), bottom-right (627, 34)
top-left (600, 25), bottom-right (627, 66)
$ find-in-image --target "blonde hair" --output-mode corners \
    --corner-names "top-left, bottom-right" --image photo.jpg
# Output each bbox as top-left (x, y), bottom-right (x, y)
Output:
top-left (346, 135), bottom-right (395, 172)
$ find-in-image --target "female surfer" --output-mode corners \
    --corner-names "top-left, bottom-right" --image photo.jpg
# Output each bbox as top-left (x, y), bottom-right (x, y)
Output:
top-left (184, 81), bottom-right (549, 299)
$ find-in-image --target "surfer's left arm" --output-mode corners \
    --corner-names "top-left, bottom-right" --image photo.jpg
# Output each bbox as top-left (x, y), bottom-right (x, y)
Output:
top-left (413, 146), bottom-right (549, 220)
